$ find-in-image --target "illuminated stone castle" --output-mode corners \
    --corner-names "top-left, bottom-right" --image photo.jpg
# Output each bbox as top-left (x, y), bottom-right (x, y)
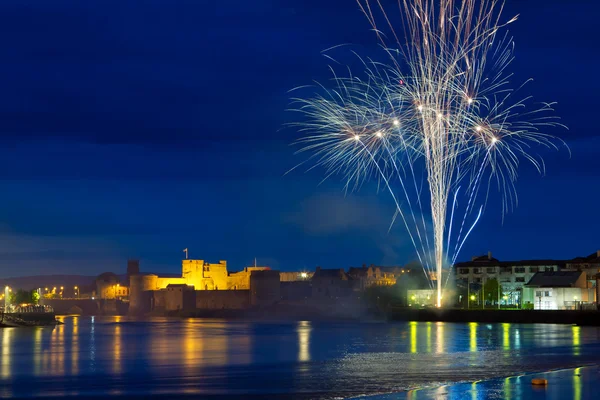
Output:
top-left (129, 259), bottom-right (271, 313)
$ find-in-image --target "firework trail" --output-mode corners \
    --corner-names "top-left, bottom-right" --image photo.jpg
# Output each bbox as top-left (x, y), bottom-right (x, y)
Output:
top-left (290, 0), bottom-right (565, 307)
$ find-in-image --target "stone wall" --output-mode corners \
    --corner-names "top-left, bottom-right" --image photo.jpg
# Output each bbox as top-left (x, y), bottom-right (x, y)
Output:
top-left (281, 281), bottom-right (311, 301)
top-left (165, 286), bottom-right (196, 311)
top-left (195, 290), bottom-right (249, 309)
top-left (250, 270), bottom-right (281, 306)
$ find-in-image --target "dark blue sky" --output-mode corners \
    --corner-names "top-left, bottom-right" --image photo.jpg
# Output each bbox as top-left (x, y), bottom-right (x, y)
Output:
top-left (0, 0), bottom-right (597, 278)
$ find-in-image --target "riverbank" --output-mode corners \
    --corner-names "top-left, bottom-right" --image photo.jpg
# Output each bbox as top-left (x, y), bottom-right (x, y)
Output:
top-left (352, 364), bottom-right (599, 399)
top-left (389, 308), bottom-right (600, 325)
top-left (0, 312), bottom-right (58, 327)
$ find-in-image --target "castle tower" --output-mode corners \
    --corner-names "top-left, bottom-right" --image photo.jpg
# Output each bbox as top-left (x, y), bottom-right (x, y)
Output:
top-left (127, 259), bottom-right (140, 283)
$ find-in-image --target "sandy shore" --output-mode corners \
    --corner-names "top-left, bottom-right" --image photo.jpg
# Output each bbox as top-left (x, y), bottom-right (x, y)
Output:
top-left (352, 364), bottom-right (599, 399)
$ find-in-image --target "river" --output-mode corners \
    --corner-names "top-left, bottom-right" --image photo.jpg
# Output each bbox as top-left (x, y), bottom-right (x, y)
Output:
top-left (1, 316), bottom-right (599, 399)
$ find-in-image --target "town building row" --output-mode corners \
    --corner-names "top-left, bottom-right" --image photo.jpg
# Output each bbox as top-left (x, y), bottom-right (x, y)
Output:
top-left (451, 250), bottom-right (600, 309)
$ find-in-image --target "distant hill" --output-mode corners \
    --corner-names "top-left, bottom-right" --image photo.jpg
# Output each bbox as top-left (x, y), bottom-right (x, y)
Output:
top-left (0, 275), bottom-right (96, 292)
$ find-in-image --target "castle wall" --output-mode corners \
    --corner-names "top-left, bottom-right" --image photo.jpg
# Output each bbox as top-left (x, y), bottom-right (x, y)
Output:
top-left (228, 267), bottom-right (270, 290)
top-left (250, 270), bottom-right (281, 306)
top-left (152, 290), bottom-right (167, 311)
top-left (165, 286), bottom-right (196, 312)
top-left (195, 290), bottom-right (249, 309)
top-left (281, 281), bottom-right (311, 301)
top-left (156, 277), bottom-right (186, 288)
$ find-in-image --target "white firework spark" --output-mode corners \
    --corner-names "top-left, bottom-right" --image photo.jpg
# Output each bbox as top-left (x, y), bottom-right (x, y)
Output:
top-left (290, 0), bottom-right (566, 307)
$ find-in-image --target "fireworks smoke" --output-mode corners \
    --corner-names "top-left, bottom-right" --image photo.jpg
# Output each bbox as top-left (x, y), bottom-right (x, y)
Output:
top-left (290, 0), bottom-right (565, 306)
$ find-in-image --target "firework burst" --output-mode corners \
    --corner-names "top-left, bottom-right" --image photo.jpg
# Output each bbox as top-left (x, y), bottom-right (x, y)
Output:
top-left (290, 0), bottom-right (566, 307)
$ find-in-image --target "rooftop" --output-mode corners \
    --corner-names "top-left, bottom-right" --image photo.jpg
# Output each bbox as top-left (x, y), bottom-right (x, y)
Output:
top-left (525, 271), bottom-right (584, 288)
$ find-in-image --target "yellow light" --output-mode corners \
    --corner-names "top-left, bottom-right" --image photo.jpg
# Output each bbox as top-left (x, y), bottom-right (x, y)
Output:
top-left (470, 295), bottom-right (476, 301)
top-left (411, 295), bottom-right (416, 300)
top-left (574, 296), bottom-right (578, 300)
top-left (300, 272), bottom-right (308, 279)
top-left (393, 119), bottom-right (400, 126)
top-left (475, 125), bottom-right (482, 132)
top-left (354, 134), bottom-right (360, 141)
top-left (60, 286), bottom-right (64, 290)
top-left (417, 105), bottom-right (423, 111)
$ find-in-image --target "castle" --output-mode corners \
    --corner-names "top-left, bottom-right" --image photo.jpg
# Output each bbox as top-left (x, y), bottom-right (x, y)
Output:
top-left (129, 259), bottom-right (273, 313)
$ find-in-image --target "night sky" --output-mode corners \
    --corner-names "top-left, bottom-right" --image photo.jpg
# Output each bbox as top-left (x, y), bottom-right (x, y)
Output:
top-left (0, 0), bottom-right (597, 278)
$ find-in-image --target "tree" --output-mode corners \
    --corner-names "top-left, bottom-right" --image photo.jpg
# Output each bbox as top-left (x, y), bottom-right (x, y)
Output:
top-left (483, 278), bottom-right (502, 305)
top-left (9, 289), bottom-right (39, 305)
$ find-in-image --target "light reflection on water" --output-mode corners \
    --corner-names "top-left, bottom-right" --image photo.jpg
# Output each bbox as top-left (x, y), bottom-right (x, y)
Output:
top-left (0, 317), bottom-right (599, 399)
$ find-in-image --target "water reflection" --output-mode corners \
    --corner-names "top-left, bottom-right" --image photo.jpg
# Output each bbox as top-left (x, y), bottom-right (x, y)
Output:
top-left (426, 322), bottom-right (432, 353)
top-left (435, 323), bottom-right (444, 353)
top-left (0, 317), bottom-right (598, 399)
top-left (573, 367), bottom-right (581, 400)
top-left (572, 325), bottom-right (581, 356)
top-left (34, 328), bottom-right (42, 376)
top-left (113, 316), bottom-right (122, 374)
top-left (469, 322), bottom-right (477, 352)
top-left (410, 321), bottom-right (417, 353)
top-left (502, 323), bottom-right (510, 350)
top-left (71, 317), bottom-right (79, 375)
top-left (297, 321), bottom-right (311, 362)
top-left (1, 328), bottom-right (11, 379)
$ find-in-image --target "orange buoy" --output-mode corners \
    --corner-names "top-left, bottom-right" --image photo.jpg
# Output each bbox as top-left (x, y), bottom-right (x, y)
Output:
top-left (531, 378), bottom-right (548, 386)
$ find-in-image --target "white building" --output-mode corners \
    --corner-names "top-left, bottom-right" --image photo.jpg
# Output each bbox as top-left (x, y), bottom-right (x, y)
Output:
top-left (523, 271), bottom-right (596, 310)
top-left (453, 252), bottom-right (563, 305)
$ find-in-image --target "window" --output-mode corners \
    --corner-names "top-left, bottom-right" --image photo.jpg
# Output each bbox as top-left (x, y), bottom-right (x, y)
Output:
top-left (514, 267), bottom-right (526, 273)
top-left (460, 268), bottom-right (469, 275)
top-left (501, 267), bottom-right (511, 273)
top-left (515, 277), bottom-right (525, 282)
top-left (544, 291), bottom-right (551, 297)
top-left (544, 267), bottom-right (554, 272)
top-left (473, 268), bottom-right (481, 274)
top-left (530, 267), bottom-right (539, 273)
top-left (474, 278), bottom-right (482, 283)
top-left (486, 267), bottom-right (495, 273)
top-left (536, 291), bottom-right (543, 297)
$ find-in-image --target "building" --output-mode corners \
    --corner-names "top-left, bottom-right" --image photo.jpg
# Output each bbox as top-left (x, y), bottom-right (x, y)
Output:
top-left (523, 271), bottom-right (596, 310)
top-left (407, 289), bottom-right (436, 307)
top-left (129, 259), bottom-right (272, 314)
top-left (95, 272), bottom-right (129, 300)
top-left (347, 265), bottom-right (397, 290)
top-left (279, 271), bottom-right (313, 282)
top-left (165, 284), bottom-right (196, 312)
top-left (565, 251), bottom-right (600, 288)
top-left (454, 252), bottom-right (564, 305)
top-left (311, 267), bottom-right (353, 299)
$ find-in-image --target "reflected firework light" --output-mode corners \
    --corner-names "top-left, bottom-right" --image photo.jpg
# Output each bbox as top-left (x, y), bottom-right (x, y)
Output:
top-left (290, 0), bottom-right (565, 307)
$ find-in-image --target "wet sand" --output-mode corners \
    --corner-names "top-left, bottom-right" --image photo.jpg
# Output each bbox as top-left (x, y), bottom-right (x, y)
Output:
top-left (354, 365), bottom-right (599, 399)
